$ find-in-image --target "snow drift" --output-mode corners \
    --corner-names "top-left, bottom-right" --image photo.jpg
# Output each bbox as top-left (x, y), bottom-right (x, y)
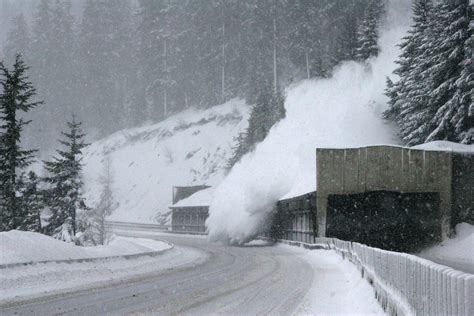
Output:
top-left (82, 100), bottom-right (248, 223)
top-left (206, 0), bottom-right (413, 244)
top-left (418, 222), bottom-right (474, 274)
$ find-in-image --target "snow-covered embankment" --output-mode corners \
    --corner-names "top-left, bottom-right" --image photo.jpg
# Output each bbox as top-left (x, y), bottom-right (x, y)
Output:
top-left (0, 231), bottom-right (203, 304)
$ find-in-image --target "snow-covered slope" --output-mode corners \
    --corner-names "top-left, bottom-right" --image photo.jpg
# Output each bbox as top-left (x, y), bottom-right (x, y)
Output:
top-left (82, 99), bottom-right (249, 224)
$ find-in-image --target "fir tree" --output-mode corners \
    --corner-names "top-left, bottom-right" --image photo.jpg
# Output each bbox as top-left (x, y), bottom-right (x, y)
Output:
top-left (3, 14), bottom-right (31, 64)
top-left (385, 0), bottom-right (434, 145)
top-left (43, 116), bottom-right (89, 242)
top-left (386, 0), bottom-right (472, 145)
top-left (425, 0), bottom-right (473, 143)
top-left (0, 55), bottom-right (42, 231)
top-left (86, 156), bottom-right (115, 245)
top-left (17, 171), bottom-right (43, 232)
top-left (227, 132), bottom-right (248, 170)
top-left (228, 83), bottom-right (286, 169)
top-left (355, 0), bottom-right (384, 62)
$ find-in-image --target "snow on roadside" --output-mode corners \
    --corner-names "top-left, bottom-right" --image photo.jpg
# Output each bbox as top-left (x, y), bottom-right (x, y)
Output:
top-left (0, 230), bottom-right (171, 265)
top-left (0, 245), bottom-right (205, 304)
top-left (417, 222), bottom-right (474, 274)
top-left (285, 245), bottom-right (385, 315)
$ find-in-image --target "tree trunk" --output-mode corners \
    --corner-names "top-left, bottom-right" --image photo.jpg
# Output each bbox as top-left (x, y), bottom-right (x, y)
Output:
top-left (273, 18), bottom-right (278, 93)
top-left (222, 22), bottom-right (226, 103)
top-left (305, 52), bottom-right (310, 79)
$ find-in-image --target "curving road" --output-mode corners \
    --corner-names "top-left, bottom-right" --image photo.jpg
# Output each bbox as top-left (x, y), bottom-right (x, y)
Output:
top-left (1, 234), bottom-right (314, 315)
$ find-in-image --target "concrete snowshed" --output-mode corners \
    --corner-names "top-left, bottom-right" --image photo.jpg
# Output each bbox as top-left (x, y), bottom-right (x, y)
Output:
top-left (315, 145), bottom-right (473, 245)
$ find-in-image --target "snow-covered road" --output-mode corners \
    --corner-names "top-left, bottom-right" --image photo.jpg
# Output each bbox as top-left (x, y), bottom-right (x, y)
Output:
top-left (1, 233), bottom-right (383, 315)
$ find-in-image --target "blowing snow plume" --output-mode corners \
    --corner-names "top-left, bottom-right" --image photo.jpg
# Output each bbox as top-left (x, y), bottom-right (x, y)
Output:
top-left (206, 0), bottom-right (413, 244)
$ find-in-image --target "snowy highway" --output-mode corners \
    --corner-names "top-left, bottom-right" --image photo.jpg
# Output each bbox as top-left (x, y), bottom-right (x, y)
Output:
top-left (1, 232), bottom-right (383, 315)
top-left (1, 234), bottom-right (313, 315)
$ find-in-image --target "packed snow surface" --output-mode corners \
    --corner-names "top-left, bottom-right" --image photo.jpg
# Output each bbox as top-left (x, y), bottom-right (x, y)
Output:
top-left (82, 99), bottom-right (248, 223)
top-left (293, 246), bottom-right (385, 315)
top-left (207, 0), bottom-right (412, 244)
top-left (418, 222), bottom-right (474, 274)
top-left (0, 230), bottom-right (171, 265)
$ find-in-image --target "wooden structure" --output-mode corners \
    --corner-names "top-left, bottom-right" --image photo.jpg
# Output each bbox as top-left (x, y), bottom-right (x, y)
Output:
top-left (269, 192), bottom-right (316, 243)
top-left (170, 186), bottom-right (212, 234)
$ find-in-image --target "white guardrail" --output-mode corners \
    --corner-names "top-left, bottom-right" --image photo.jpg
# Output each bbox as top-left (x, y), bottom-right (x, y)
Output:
top-left (276, 237), bottom-right (473, 316)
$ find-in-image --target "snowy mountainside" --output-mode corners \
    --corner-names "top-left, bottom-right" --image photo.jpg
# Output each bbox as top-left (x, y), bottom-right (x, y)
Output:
top-left (82, 99), bottom-right (249, 223)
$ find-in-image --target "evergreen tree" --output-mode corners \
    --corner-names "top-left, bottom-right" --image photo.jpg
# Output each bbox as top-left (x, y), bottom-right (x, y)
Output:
top-left (228, 83), bottom-right (285, 169)
top-left (354, 0), bottom-right (384, 62)
top-left (227, 132), bottom-right (249, 170)
top-left (86, 156), bottom-right (115, 245)
top-left (386, 0), bottom-right (472, 145)
top-left (79, 0), bottom-right (134, 136)
top-left (0, 55), bottom-right (42, 231)
top-left (385, 0), bottom-right (434, 145)
top-left (425, 0), bottom-right (473, 143)
top-left (17, 171), bottom-right (43, 232)
top-left (43, 116), bottom-right (89, 242)
top-left (31, 0), bottom-right (53, 90)
top-left (3, 14), bottom-right (31, 64)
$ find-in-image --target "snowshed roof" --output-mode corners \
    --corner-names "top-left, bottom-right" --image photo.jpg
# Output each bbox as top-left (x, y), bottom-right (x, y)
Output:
top-left (170, 187), bottom-right (214, 208)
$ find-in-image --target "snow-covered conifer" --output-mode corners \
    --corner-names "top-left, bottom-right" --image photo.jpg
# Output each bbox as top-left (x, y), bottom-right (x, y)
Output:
top-left (0, 55), bottom-right (42, 231)
top-left (355, 0), bottom-right (384, 62)
top-left (43, 116), bottom-right (89, 242)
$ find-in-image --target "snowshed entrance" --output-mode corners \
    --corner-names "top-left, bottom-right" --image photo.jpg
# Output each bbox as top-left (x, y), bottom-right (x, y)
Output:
top-left (326, 190), bottom-right (440, 252)
top-left (316, 145), bottom-right (474, 243)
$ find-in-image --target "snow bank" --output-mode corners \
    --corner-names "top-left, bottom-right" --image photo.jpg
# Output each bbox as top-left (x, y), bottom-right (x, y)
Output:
top-left (0, 230), bottom-right (171, 265)
top-left (412, 140), bottom-right (474, 153)
top-left (0, 244), bottom-right (204, 304)
top-left (82, 99), bottom-right (248, 224)
top-left (418, 222), bottom-right (474, 274)
top-left (207, 0), bottom-right (412, 244)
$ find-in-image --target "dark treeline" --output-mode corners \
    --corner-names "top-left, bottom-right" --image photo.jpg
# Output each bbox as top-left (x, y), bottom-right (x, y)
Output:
top-left (1, 0), bottom-right (381, 151)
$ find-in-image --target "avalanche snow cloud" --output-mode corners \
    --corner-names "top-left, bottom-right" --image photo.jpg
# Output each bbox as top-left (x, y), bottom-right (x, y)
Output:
top-left (206, 0), bottom-right (412, 244)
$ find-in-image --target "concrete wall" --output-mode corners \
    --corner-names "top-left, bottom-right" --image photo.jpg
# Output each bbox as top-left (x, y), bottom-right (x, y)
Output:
top-left (316, 146), bottom-right (454, 239)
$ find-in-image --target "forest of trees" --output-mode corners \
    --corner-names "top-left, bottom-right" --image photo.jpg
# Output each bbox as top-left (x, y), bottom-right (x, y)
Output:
top-left (1, 0), bottom-right (382, 152)
top-left (385, 0), bottom-right (473, 145)
top-left (0, 55), bottom-right (114, 244)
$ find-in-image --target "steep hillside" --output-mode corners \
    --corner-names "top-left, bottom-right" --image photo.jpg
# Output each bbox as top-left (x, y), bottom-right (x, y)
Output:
top-left (82, 99), bottom-right (249, 223)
